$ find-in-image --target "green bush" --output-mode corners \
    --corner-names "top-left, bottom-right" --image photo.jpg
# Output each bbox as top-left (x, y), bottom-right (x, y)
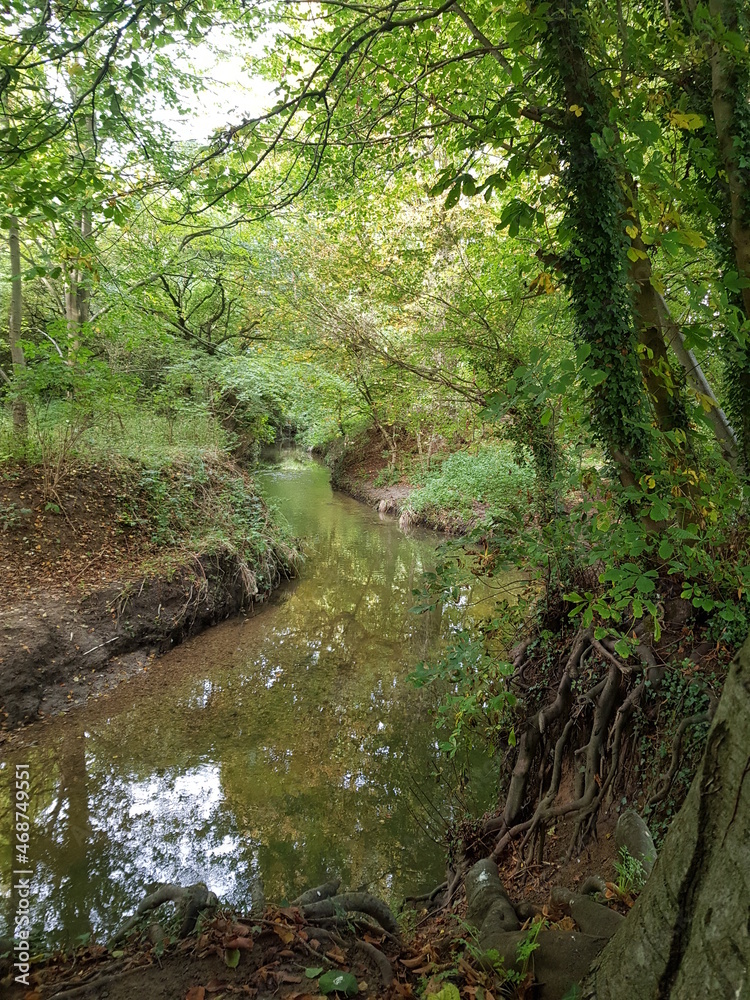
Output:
top-left (407, 446), bottom-right (535, 519)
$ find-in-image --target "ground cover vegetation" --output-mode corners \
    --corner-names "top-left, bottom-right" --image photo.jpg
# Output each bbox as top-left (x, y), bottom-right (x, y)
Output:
top-left (1, 0), bottom-right (750, 996)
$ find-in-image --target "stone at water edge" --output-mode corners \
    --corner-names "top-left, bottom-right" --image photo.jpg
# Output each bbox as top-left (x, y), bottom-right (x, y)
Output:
top-left (615, 809), bottom-right (657, 876)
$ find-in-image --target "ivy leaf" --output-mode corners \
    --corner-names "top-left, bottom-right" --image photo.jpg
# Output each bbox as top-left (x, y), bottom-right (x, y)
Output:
top-left (318, 971), bottom-right (359, 995)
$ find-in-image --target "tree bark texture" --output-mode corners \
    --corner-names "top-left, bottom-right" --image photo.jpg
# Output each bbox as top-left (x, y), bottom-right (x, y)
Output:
top-left (709, 0), bottom-right (750, 319)
top-left (8, 214), bottom-right (27, 433)
top-left (582, 635), bottom-right (750, 998)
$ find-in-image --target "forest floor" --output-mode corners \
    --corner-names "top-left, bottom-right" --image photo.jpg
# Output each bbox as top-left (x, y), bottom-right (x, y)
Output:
top-left (0, 456), bottom-right (296, 735)
top-left (4, 828), bottom-right (630, 1000)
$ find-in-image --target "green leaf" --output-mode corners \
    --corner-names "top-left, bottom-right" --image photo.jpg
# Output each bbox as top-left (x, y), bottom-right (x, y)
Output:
top-left (225, 948), bottom-right (241, 969)
top-left (575, 343), bottom-right (592, 365)
top-left (306, 967), bottom-right (324, 978)
top-left (614, 638), bottom-right (631, 658)
top-left (318, 971), bottom-right (359, 995)
top-left (649, 497), bottom-right (670, 521)
top-left (658, 540), bottom-right (674, 559)
top-left (582, 368), bottom-right (607, 387)
top-left (430, 986), bottom-right (460, 1000)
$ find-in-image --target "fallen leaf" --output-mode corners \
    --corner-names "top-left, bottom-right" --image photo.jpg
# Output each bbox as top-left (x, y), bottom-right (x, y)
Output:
top-left (225, 937), bottom-right (254, 951)
top-left (325, 945), bottom-right (347, 964)
top-left (205, 981), bottom-right (229, 994)
top-left (185, 988), bottom-right (206, 1000)
top-left (275, 971), bottom-right (302, 984)
top-left (272, 923), bottom-right (295, 945)
top-left (400, 955), bottom-right (428, 969)
top-left (553, 915), bottom-right (576, 931)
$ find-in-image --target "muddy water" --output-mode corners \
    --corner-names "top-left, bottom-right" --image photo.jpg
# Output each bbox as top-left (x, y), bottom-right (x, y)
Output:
top-left (0, 453), bottom-right (497, 947)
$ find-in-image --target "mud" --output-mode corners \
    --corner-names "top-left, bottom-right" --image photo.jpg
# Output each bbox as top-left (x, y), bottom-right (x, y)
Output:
top-left (0, 547), bottom-right (291, 733)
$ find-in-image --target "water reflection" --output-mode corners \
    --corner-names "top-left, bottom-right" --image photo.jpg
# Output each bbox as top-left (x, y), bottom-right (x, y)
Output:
top-left (0, 453), bottom-right (497, 946)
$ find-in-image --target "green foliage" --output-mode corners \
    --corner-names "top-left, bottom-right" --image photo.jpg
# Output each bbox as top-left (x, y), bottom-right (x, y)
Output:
top-left (318, 970), bottom-right (359, 996)
top-left (427, 986), bottom-right (460, 1000)
top-left (373, 465), bottom-right (401, 488)
top-left (0, 499), bottom-right (32, 530)
top-left (410, 631), bottom-right (517, 757)
top-left (613, 846), bottom-right (647, 895)
top-left (407, 447), bottom-right (535, 522)
top-left (134, 455), bottom-right (295, 582)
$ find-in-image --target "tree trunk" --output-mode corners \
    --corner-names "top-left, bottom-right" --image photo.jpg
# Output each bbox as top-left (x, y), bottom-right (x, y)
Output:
top-left (582, 635), bottom-right (750, 998)
top-left (65, 205), bottom-right (92, 353)
top-left (709, 0), bottom-right (750, 319)
top-left (8, 214), bottom-right (27, 434)
top-left (541, 0), bottom-right (650, 473)
top-left (65, 108), bottom-right (94, 353)
top-left (706, 0), bottom-right (750, 474)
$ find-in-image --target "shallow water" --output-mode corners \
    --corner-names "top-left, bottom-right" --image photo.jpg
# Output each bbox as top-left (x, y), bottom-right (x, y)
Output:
top-left (0, 452), bottom-right (498, 946)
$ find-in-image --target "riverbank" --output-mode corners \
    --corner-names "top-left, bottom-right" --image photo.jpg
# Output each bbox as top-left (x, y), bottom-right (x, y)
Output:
top-left (324, 430), bottom-right (534, 535)
top-left (0, 454), bottom-right (298, 733)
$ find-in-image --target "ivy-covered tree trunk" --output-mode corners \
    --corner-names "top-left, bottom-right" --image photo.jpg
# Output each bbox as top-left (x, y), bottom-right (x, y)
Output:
top-left (707, 0), bottom-right (750, 473)
top-left (582, 635), bottom-right (750, 998)
top-left (541, 0), bottom-right (649, 476)
top-left (8, 214), bottom-right (27, 435)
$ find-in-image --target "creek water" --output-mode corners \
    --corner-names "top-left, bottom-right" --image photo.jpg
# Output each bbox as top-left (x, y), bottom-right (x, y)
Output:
top-left (0, 452), bottom-right (498, 947)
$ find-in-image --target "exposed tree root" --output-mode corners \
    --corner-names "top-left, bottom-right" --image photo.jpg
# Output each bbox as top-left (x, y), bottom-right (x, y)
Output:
top-left (476, 620), bottom-right (718, 875)
top-left (292, 878), bottom-right (342, 906)
top-left (354, 939), bottom-right (394, 985)
top-left (44, 963), bottom-right (148, 999)
top-left (300, 892), bottom-right (400, 937)
top-left (108, 882), bottom-right (218, 946)
top-left (648, 702), bottom-right (716, 806)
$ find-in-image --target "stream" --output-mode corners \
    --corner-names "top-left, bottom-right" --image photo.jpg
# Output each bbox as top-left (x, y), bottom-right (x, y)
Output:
top-left (0, 451), bottom-right (498, 947)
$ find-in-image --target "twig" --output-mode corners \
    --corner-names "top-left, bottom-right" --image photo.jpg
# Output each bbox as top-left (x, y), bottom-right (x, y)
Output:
top-left (82, 636), bottom-right (119, 656)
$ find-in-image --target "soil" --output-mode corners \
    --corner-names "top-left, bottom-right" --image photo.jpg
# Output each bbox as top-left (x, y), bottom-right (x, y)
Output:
top-left (2, 854), bottom-right (631, 1000)
top-left (0, 461), bottom-right (292, 735)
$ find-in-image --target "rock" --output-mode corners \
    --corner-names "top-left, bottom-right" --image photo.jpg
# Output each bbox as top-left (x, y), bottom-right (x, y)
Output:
top-left (478, 928), bottom-right (609, 1000)
top-left (465, 860), bottom-right (518, 931)
top-left (615, 809), bottom-right (657, 876)
top-left (549, 888), bottom-right (625, 939)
